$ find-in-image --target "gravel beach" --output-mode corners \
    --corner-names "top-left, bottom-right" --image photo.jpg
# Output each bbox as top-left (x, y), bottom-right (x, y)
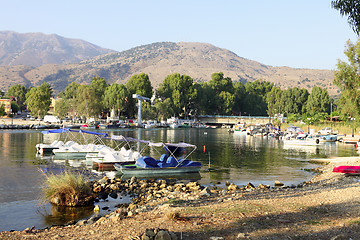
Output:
top-left (1, 155), bottom-right (360, 239)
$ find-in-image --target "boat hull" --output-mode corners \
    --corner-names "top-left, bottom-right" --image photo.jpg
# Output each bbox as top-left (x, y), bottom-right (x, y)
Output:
top-left (333, 166), bottom-right (360, 175)
top-left (114, 164), bottom-right (201, 176)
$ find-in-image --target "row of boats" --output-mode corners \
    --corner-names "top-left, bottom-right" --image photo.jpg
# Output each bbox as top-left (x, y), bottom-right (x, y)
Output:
top-left (231, 123), bottom-right (343, 145)
top-left (35, 128), bottom-right (202, 176)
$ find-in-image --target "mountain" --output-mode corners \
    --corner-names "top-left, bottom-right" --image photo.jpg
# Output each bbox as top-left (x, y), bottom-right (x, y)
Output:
top-left (0, 31), bottom-right (115, 67)
top-left (0, 36), bottom-right (337, 96)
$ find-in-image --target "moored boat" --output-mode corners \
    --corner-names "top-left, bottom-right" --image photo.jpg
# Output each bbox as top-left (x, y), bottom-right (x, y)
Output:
top-left (115, 142), bottom-right (202, 176)
top-left (333, 165), bottom-right (360, 175)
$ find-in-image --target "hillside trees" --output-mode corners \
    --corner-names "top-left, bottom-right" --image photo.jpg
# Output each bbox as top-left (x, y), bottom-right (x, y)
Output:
top-left (25, 83), bottom-right (53, 118)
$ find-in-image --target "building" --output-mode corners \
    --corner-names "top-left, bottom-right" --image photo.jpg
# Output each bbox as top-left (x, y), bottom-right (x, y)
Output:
top-left (0, 99), bottom-right (12, 115)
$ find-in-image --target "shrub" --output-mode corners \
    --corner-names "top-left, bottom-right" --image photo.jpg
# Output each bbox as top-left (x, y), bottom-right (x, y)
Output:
top-left (41, 171), bottom-right (95, 207)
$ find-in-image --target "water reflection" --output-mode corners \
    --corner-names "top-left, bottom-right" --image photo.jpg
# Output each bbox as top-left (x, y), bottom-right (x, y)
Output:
top-left (0, 128), bottom-right (359, 232)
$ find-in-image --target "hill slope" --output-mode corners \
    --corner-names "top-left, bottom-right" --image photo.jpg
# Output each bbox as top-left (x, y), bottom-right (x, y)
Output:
top-left (0, 31), bottom-right (115, 67)
top-left (0, 40), bottom-right (336, 95)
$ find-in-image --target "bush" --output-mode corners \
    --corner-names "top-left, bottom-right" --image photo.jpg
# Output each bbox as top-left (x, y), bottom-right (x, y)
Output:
top-left (41, 171), bottom-right (95, 207)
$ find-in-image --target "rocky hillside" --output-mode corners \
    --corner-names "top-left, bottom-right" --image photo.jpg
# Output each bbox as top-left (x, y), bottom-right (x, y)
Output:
top-left (0, 38), bottom-right (337, 95)
top-left (0, 31), bottom-right (115, 67)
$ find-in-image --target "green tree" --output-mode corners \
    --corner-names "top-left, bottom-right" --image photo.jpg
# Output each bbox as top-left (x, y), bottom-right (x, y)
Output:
top-left (54, 98), bottom-right (70, 119)
top-left (154, 98), bottom-right (175, 120)
top-left (126, 73), bottom-right (153, 117)
top-left (332, 0), bottom-right (360, 35)
top-left (266, 87), bottom-right (283, 117)
top-left (233, 82), bottom-right (246, 115)
top-left (6, 84), bottom-right (27, 111)
top-left (60, 82), bottom-right (80, 99)
top-left (90, 76), bottom-right (108, 113)
top-left (58, 82), bottom-right (80, 118)
top-left (157, 73), bottom-right (197, 117)
top-left (306, 86), bottom-right (331, 114)
top-left (25, 83), bottom-right (53, 118)
top-left (207, 72), bottom-right (235, 115)
top-left (10, 101), bottom-right (19, 114)
top-left (334, 39), bottom-right (360, 118)
top-left (0, 104), bottom-right (5, 116)
top-left (243, 80), bottom-right (274, 116)
top-left (126, 73), bottom-right (153, 97)
top-left (103, 83), bottom-right (129, 117)
top-left (75, 85), bottom-right (102, 118)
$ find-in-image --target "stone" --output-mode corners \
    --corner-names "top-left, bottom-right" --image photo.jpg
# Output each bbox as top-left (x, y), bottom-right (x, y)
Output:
top-left (246, 182), bottom-right (256, 189)
top-left (145, 229), bottom-right (156, 238)
top-left (98, 176), bottom-right (109, 185)
top-left (258, 184), bottom-right (270, 189)
top-left (200, 187), bottom-right (211, 197)
top-left (154, 230), bottom-right (171, 240)
top-left (130, 176), bottom-right (137, 184)
top-left (236, 232), bottom-right (248, 239)
top-left (98, 192), bottom-right (108, 200)
top-left (228, 183), bottom-right (239, 191)
top-left (169, 232), bottom-right (178, 240)
top-left (93, 205), bottom-right (100, 212)
top-left (109, 184), bottom-right (119, 191)
top-left (109, 191), bottom-right (118, 199)
top-left (274, 180), bottom-right (284, 187)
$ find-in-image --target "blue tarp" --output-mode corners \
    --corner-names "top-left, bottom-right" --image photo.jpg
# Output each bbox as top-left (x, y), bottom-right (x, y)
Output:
top-left (41, 128), bottom-right (108, 137)
top-left (41, 128), bottom-right (71, 134)
top-left (135, 156), bottom-right (201, 168)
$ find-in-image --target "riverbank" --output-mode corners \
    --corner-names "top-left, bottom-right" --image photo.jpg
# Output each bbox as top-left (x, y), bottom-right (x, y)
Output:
top-left (2, 157), bottom-right (360, 239)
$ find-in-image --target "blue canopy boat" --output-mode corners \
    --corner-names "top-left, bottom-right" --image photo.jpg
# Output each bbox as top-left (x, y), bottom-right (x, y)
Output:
top-left (114, 142), bottom-right (202, 176)
top-left (36, 128), bottom-right (108, 157)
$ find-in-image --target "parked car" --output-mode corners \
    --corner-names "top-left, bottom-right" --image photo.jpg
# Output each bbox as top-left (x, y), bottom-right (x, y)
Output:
top-left (318, 127), bottom-right (337, 135)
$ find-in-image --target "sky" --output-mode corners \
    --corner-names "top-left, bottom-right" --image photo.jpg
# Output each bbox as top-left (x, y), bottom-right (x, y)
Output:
top-left (1, 0), bottom-right (358, 70)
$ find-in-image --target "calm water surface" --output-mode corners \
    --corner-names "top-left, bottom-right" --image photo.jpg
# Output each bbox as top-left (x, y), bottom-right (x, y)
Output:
top-left (0, 128), bottom-right (358, 231)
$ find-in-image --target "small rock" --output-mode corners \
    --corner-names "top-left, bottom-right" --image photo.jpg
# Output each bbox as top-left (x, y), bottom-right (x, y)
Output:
top-left (145, 229), bottom-right (156, 238)
top-left (246, 182), bottom-right (256, 189)
top-left (94, 205), bottom-right (100, 212)
top-left (228, 183), bottom-right (238, 191)
top-left (274, 180), bottom-right (284, 187)
top-left (200, 187), bottom-right (211, 196)
top-left (154, 230), bottom-right (171, 240)
top-left (109, 192), bottom-right (118, 199)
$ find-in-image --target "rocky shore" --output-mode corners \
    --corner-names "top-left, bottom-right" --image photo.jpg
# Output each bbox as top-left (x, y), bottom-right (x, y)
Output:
top-left (2, 157), bottom-right (360, 239)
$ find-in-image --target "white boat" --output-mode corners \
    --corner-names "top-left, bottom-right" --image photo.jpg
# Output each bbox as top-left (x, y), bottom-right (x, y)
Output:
top-left (37, 128), bottom-right (109, 159)
top-left (53, 143), bottom-right (110, 159)
top-left (88, 135), bottom-right (147, 170)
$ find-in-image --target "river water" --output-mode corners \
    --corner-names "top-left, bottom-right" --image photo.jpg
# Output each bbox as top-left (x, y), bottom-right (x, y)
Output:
top-left (0, 128), bottom-right (358, 232)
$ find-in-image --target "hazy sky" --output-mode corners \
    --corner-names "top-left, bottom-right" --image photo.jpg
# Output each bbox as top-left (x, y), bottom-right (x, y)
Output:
top-left (1, 0), bottom-right (357, 69)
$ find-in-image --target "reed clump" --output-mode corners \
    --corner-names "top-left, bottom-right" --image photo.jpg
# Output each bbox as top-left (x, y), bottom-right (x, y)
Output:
top-left (42, 171), bottom-right (95, 207)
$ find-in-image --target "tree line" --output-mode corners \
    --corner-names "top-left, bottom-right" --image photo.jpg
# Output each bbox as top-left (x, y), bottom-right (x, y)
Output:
top-left (1, 71), bottom-right (338, 124)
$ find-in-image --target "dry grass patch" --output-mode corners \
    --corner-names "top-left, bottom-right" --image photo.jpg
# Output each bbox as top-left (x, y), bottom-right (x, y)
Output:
top-left (41, 171), bottom-right (95, 207)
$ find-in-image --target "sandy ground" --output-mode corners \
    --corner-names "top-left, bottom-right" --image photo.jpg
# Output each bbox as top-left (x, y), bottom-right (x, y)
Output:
top-left (1, 156), bottom-right (360, 239)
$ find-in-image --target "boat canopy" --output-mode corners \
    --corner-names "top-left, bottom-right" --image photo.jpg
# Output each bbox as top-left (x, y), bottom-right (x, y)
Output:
top-left (41, 128), bottom-right (108, 137)
top-left (40, 128), bottom-right (108, 145)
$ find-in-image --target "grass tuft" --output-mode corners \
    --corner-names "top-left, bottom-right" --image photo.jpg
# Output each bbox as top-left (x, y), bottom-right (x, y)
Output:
top-left (41, 170), bottom-right (94, 207)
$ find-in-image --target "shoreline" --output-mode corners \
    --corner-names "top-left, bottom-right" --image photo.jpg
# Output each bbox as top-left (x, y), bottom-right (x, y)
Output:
top-left (1, 156), bottom-right (360, 239)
